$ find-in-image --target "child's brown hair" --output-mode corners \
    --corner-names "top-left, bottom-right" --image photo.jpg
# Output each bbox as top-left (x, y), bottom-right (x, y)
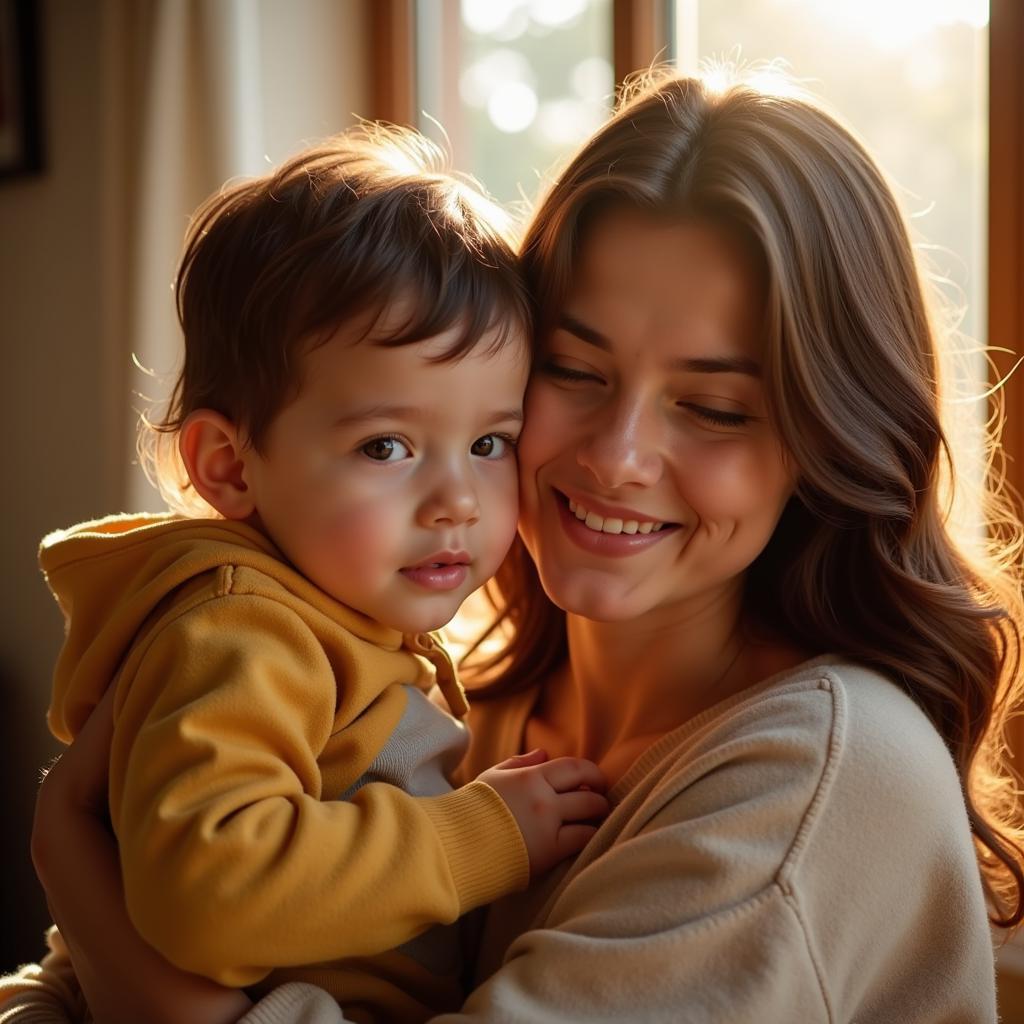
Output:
top-left (143, 125), bottom-right (532, 514)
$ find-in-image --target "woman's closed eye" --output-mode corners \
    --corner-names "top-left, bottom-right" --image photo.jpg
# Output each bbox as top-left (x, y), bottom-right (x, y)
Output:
top-left (539, 361), bottom-right (603, 385)
top-left (678, 402), bottom-right (752, 429)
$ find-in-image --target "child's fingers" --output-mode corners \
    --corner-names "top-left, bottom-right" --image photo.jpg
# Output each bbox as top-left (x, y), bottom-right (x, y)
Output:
top-left (557, 789), bottom-right (609, 822)
top-left (555, 823), bottom-right (599, 858)
top-left (541, 756), bottom-right (607, 794)
top-left (493, 748), bottom-right (548, 770)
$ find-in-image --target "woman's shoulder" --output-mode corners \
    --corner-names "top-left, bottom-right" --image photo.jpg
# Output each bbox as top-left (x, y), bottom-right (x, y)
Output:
top-left (657, 655), bottom-right (967, 833)
top-left (694, 655), bottom-right (955, 776)
top-left (552, 658), bottom-right (993, 1020)
top-left (741, 656), bottom-right (962, 807)
top-left (605, 655), bottom-right (978, 925)
top-left (747, 656), bottom-right (979, 878)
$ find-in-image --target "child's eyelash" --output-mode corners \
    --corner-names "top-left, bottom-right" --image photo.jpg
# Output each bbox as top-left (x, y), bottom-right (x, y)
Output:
top-left (361, 432), bottom-right (406, 447)
top-left (358, 433), bottom-right (410, 461)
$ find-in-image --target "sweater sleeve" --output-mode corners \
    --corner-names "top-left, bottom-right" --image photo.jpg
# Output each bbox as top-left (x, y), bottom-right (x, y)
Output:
top-left (237, 983), bottom-right (349, 1024)
top-left (109, 593), bottom-right (527, 987)
top-left (0, 928), bottom-right (86, 1024)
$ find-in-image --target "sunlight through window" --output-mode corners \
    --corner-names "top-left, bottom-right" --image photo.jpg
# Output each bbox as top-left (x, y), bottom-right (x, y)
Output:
top-left (673, 0), bottom-right (990, 547)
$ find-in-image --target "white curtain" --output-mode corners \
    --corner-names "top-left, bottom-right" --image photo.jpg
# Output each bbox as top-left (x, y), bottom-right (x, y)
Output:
top-left (97, 0), bottom-right (368, 509)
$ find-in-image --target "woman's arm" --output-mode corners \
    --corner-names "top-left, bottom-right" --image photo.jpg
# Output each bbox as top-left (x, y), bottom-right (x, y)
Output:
top-left (30, 684), bottom-right (253, 1024)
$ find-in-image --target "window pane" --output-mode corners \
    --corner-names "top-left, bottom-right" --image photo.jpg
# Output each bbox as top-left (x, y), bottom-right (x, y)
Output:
top-left (417, 0), bottom-right (614, 206)
top-left (672, 0), bottom-right (989, 539)
top-left (673, 0), bottom-right (988, 343)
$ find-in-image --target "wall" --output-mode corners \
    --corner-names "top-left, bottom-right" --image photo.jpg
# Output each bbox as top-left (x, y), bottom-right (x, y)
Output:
top-left (0, 0), bottom-right (369, 970)
top-left (0, 0), bottom-right (110, 970)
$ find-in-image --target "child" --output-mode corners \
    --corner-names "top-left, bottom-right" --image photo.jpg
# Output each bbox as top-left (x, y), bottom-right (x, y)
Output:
top-left (5, 127), bottom-right (607, 1024)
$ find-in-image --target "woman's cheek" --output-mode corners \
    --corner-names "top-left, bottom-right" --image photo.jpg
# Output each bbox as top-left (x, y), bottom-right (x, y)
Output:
top-left (520, 387), bottom-right (574, 469)
top-left (681, 441), bottom-right (771, 517)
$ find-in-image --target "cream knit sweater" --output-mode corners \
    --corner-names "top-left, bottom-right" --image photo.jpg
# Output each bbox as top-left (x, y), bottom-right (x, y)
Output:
top-left (242, 657), bottom-right (998, 1022)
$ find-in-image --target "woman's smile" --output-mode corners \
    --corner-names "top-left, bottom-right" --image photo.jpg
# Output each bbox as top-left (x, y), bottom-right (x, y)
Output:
top-left (565, 491), bottom-right (676, 534)
top-left (555, 488), bottom-right (681, 557)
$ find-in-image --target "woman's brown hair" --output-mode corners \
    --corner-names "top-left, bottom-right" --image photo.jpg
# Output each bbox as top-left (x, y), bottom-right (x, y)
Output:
top-left (142, 124), bottom-right (532, 514)
top-left (465, 70), bottom-right (1024, 928)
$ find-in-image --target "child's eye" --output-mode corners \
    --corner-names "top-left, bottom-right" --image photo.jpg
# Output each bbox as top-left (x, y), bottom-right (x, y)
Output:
top-left (360, 435), bottom-right (411, 461)
top-left (678, 403), bottom-right (752, 429)
top-left (471, 433), bottom-right (517, 458)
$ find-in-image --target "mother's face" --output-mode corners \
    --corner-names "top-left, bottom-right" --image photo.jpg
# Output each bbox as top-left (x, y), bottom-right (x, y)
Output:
top-left (517, 210), bottom-right (795, 624)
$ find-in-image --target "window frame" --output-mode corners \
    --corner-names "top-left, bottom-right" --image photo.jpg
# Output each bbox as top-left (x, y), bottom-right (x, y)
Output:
top-left (989, 0), bottom-right (1024, 758)
top-left (989, 0), bottom-right (1024, 512)
top-left (370, 0), bottom-right (417, 126)
top-left (368, 0), bottom-right (668, 122)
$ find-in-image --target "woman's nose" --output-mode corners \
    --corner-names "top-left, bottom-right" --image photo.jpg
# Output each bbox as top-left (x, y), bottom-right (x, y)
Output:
top-left (575, 398), bottom-right (663, 490)
top-left (416, 465), bottom-right (481, 528)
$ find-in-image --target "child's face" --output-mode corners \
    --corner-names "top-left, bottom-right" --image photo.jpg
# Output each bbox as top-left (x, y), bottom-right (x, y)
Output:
top-left (241, 319), bottom-right (529, 635)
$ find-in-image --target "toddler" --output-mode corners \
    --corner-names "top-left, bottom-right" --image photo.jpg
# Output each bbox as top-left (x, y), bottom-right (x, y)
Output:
top-left (7, 128), bottom-right (607, 1024)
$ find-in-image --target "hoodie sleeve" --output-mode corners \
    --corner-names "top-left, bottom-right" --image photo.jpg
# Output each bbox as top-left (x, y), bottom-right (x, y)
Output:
top-left (108, 591), bottom-right (527, 987)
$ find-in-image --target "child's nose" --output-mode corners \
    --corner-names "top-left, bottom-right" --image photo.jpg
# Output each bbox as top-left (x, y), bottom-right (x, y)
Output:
top-left (417, 470), bottom-right (481, 528)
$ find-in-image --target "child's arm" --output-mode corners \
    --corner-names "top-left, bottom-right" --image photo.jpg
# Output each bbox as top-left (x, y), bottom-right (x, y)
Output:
top-left (28, 692), bottom-right (605, 1024)
top-left (31, 685), bottom-right (253, 1024)
top-left (107, 594), bottom-right (606, 988)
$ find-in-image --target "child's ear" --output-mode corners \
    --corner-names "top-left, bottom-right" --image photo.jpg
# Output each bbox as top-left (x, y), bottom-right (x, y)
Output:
top-left (178, 410), bottom-right (256, 520)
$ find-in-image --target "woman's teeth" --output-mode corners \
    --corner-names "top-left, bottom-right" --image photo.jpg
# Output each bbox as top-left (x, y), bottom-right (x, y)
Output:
top-left (568, 498), bottom-right (666, 535)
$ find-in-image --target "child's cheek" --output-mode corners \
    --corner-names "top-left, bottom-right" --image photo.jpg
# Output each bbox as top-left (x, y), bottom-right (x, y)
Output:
top-left (480, 462), bottom-right (521, 570)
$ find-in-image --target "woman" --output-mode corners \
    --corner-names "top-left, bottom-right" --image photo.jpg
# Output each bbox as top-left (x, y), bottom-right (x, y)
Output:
top-left (18, 70), bottom-right (1024, 1022)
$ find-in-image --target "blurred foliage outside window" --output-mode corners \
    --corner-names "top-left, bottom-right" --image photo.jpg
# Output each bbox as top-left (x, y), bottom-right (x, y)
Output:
top-left (417, 0), bottom-right (614, 211)
top-left (677, 0), bottom-right (988, 346)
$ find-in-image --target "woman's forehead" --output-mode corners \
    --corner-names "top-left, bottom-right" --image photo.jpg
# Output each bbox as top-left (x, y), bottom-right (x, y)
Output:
top-left (576, 209), bottom-right (763, 285)
top-left (564, 211), bottom-right (768, 355)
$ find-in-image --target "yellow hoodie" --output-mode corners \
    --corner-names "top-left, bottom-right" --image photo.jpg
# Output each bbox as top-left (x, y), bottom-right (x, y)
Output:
top-left (39, 513), bottom-right (527, 1022)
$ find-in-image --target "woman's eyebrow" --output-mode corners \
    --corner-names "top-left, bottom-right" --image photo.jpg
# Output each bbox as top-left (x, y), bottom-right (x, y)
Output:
top-left (559, 313), bottom-right (610, 349)
top-left (675, 356), bottom-right (762, 377)
top-left (558, 313), bottom-right (761, 377)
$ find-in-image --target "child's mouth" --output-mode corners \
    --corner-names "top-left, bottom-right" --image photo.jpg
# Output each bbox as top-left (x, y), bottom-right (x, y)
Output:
top-left (400, 552), bottom-right (471, 591)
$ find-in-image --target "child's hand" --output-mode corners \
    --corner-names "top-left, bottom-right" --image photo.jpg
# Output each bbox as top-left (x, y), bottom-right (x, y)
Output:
top-left (478, 749), bottom-right (609, 878)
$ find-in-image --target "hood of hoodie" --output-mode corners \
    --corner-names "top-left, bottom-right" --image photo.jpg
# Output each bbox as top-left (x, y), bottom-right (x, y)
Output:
top-left (40, 513), bottom-right (407, 743)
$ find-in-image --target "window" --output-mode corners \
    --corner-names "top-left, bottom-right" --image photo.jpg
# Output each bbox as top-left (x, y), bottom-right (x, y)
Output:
top-left (416, 0), bottom-right (614, 206)
top-left (672, 0), bottom-right (990, 540)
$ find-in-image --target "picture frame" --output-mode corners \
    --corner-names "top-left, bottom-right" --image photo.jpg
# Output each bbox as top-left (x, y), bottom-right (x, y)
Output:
top-left (0, 0), bottom-right (43, 180)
